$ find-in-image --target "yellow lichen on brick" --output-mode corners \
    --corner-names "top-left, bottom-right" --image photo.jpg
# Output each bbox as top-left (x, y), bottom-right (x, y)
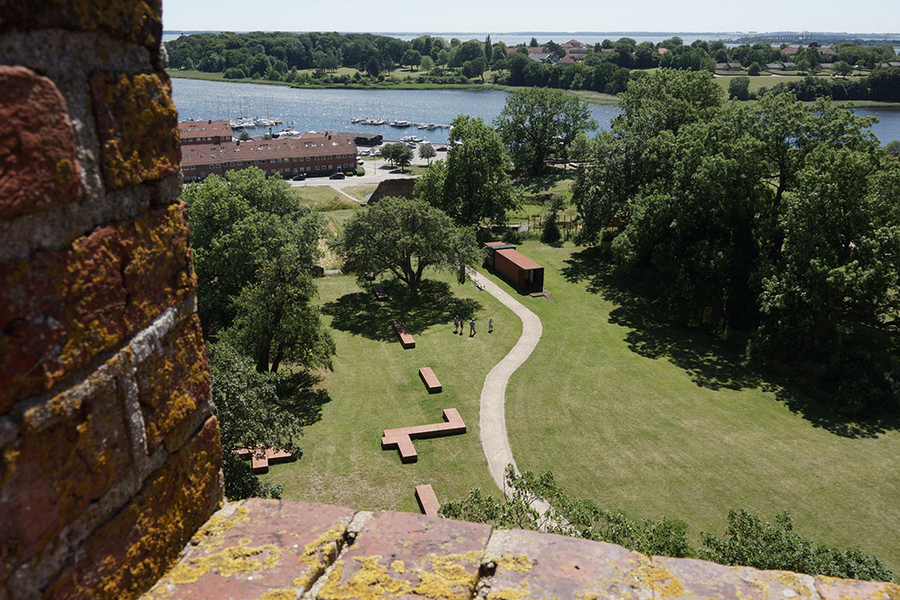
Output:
top-left (258, 590), bottom-right (298, 600)
top-left (167, 544), bottom-right (280, 585)
top-left (193, 504), bottom-right (250, 549)
top-left (631, 563), bottom-right (686, 598)
top-left (487, 584), bottom-right (530, 600)
top-left (55, 158), bottom-right (76, 185)
top-left (497, 554), bottom-right (532, 573)
top-left (319, 557), bottom-right (411, 599)
top-left (291, 523), bottom-right (346, 590)
top-left (390, 559), bottom-right (405, 574)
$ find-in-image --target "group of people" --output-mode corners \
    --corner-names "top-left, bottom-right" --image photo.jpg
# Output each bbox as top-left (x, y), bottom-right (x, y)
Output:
top-left (453, 315), bottom-right (492, 337)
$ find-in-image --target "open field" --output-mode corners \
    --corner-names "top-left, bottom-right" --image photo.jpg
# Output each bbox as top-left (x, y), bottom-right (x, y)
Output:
top-left (340, 183), bottom-right (378, 203)
top-left (491, 241), bottom-right (900, 574)
top-left (256, 271), bottom-right (521, 513)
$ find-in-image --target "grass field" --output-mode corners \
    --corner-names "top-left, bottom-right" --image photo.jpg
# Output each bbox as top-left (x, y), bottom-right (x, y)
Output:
top-left (340, 184), bottom-right (377, 203)
top-left (493, 241), bottom-right (900, 573)
top-left (256, 271), bottom-right (521, 513)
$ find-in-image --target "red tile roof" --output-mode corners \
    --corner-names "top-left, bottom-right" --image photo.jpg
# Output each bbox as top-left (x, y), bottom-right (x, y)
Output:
top-left (180, 134), bottom-right (356, 168)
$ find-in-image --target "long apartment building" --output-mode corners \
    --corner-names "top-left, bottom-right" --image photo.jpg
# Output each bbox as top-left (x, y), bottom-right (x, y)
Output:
top-left (180, 128), bottom-right (358, 182)
top-left (178, 119), bottom-right (233, 145)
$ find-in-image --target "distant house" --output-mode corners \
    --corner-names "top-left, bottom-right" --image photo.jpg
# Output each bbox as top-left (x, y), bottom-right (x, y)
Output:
top-left (558, 54), bottom-right (585, 65)
top-left (818, 47), bottom-right (837, 56)
top-left (766, 62), bottom-right (785, 70)
top-left (716, 62), bottom-right (743, 71)
top-left (657, 47), bottom-right (669, 55)
top-left (527, 46), bottom-right (549, 55)
top-left (561, 39), bottom-right (588, 50)
top-left (178, 120), bottom-right (233, 146)
top-left (783, 62), bottom-right (797, 70)
top-left (881, 61), bottom-right (900, 68)
top-left (818, 63), bottom-right (835, 70)
top-left (782, 46), bottom-right (801, 55)
top-left (348, 132), bottom-right (383, 146)
top-left (528, 53), bottom-right (552, 63)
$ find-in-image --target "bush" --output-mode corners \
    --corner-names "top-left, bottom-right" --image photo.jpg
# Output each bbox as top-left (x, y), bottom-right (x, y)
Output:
top-left (224, 67), bottom-right (246, 79)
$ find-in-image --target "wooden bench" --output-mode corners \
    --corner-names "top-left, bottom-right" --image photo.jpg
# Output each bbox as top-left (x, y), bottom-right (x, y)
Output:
top-left (373, 284), bottom-right (388, 300)
top-left (418, 367), bottom-right (441, 393)
top-left (381, 408), bottom-right (466, 463)
top-left (233, 446), bottom-right (296, 474)
top-left (415, 484), bottom-right (440, 517)
top-left (393, 321), bottom-right (415, 349)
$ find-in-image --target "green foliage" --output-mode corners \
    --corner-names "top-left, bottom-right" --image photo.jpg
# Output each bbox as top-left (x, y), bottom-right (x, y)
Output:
top-left (748, 61), bottom-right (761, 76)
top-left (337, 197), bottom-right (482, 300)
top-left (415, 115), bottom-right (519, 227)
top-left (886, 140), bottom-right (900, 157)
top-left (701, 510), bottom-right (893, 581)
top-left (495, 88), bottom-right (597, 174)
top-left (728, 76), bottom-right (750, 100)
top-left (444, 468), bottom-right (893, 581)
top-left (572, 70), bottom-right (899, 412)
top-left (223, 67), bottom-right (246, 79)
top-left (418, 143), bottom-right (437, 164)
top-left (381, 142), bottom-right (413, 169)
top-left (540, 196), bottom-right (562, 244)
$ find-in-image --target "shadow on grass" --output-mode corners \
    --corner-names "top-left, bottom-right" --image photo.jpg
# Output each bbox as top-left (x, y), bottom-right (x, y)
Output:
top-left (322, 278), bottom-right (482, 342)
top-left (561, 246), bottom-right (899, 439)
top-left (277, 369), bottom-right (332, 429)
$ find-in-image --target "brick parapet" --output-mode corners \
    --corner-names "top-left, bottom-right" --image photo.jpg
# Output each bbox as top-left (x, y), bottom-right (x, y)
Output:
top-left (0, 2), bottom-right (222, 598)
top-left (144, 498), bottom-right (900, 600)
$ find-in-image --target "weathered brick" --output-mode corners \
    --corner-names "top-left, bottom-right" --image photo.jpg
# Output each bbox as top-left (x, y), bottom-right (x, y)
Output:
top-left (0, 0), bottom-right (162, 50)
top-left (0, 354), bottom-right (133, 584)
top-left (318, 510), bottom-right (492, 599)
top-left (90, 72), bottom-right (179, 190)
top-left (0, 66), bottom-right (82, 221)
top-left (0, 204), bottom-right (196, 408)
top-left (815, 575), bottom-right (900, 599)
top-left (43, 415), bottom-right (222, 600)
top-left (135, 313), bottom-right (209, 454)
top-left (144, 499), bottom-right (357, 599)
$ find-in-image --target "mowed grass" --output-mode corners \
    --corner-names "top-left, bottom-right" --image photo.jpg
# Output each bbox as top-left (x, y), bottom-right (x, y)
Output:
top-left (496, 241), bottom-right (900, 573)
top-left (256, 271), bottom-right (521, 513)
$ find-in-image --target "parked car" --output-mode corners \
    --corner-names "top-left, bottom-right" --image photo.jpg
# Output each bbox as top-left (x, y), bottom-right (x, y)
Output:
top-left (435, 146), bottom-right (448, 152)
top-left (357, 159), bottom-right (365, 165)
top-left (329, 172), bottom-right (346, 180)
top-left (292, 173), bottom-right (307, 181)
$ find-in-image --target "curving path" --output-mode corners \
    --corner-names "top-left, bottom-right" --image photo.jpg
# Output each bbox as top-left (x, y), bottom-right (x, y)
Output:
top-left (468, 270), bottom-right (543, 494)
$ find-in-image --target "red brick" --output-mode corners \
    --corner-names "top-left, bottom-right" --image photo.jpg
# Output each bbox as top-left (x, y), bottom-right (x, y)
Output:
top-left (0, 0), bottom-right (162, 50)
top-left (815, 575), bottom-right (900, 599)
top-left (0, 66), bottom-right (82, 220)
top-left (319, 510), bottom-right (492, 598)
top-left (90, 72), bottom-right (180, 190)
top-left (145, 499), bottom-right (357, 599)
top-left (0, 204), bottom-right (196, 408)
top-left (482, 528), bottom-right (647, 600)
top-left (43, 415), bottom-right (222, 600)
top-left (0, 361), bottom-right (132, 583)
top-left (653, 555), bottom-right (817, 599)
top-left (135, 313), bottom-right (209, 454)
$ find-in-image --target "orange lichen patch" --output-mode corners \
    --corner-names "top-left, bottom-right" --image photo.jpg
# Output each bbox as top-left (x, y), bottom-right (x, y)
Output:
top-left (42, 416), bottom-right (222, 600)
top-left (0, 66), bottom-right (82, 220)
top-left (90, 72), bottom-right (179, 190)
top-left (292, 523), bottom-right (346, 589)
top-left (167, 544), bottom-right (282, 585)
top-left (135, 313), bottom-right (209, 453)
top-left (630, 562), bottom-right (686, 598)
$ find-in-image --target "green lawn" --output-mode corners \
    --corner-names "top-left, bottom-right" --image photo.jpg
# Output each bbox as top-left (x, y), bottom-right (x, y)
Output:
top-left (493, 241), bottom-right (900, 574)
top-left (340, 184), bottom-right (378, 203)
top-left (256, 272), bottom-right (521, 513)
top-left (290, 185), bottom-right (356, 209)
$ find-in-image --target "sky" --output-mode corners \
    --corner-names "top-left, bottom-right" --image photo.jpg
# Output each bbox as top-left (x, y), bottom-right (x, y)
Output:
top-left (161, 0), bottom-right (899, 36)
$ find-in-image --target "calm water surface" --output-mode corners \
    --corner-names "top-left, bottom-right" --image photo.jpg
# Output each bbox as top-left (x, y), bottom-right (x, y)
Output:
top-left (171, 78), bottom-right (900, 144)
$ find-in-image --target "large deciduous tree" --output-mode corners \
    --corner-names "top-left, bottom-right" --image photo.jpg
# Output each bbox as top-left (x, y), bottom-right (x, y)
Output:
top-left (414, 114), bottom-right (519, 227)
top-left (494, 87), bottom-right (597, 174)
top-left (338, 197), bottom-right (482, 300)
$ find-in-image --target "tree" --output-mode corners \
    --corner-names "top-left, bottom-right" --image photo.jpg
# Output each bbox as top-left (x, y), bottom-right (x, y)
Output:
top-left (414, 114), bottom-right (519, 227)
top-left (495, 87), bottom-right (597, 174)
top-left (184, 167), bottom-right (322, 335)
top-left (728, 76), bottom-right (750, 100)
top-left (529, 37), bottom-right (539, 48)
top-left (419, 55), bottom-right (434, 73)
top-left (484, 34), bottom-right (492, 64)
top-left (748, 61), bottom-right (761, 76)
top-left (462, 56), bottom-right (485, 81)
top-left (401, 48), bottom-right (421, 70)
top-left (381, 142), bottom-right (412, 169)
top-left (833, 60), bottom-right (853, 76)
top-left (337, 197), bottom-right (482, 300)
top-left (418, 143), bottom-right (436, 164)
top-left (886, 140), bottom-right (900, 158)
top-left (222, 246), bottom-right (334, 374)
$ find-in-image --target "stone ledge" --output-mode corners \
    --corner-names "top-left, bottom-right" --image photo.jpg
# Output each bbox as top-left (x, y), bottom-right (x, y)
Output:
top-left (143, 499), bottom-right (900, 600)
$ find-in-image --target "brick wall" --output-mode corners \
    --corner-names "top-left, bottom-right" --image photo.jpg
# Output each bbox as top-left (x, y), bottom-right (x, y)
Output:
top-left (0, 2), bottom-right (223, 599)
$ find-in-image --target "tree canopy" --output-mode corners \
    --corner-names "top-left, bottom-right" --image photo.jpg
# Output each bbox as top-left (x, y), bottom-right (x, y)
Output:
top-left (494, 87), bottom-right (597, 174)
top-left (337, 197), bottom-right (482, 300)
top-left (573, 69), bottom-right (900, 413)
top-left (414, 114), bottom-right (519, 227)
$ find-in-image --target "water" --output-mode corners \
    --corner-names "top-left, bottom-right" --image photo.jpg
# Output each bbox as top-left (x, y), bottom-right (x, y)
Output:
top-left (171, 78), bottom-right (900, 145)
top-left (171, 79), bottom-right (621, 144)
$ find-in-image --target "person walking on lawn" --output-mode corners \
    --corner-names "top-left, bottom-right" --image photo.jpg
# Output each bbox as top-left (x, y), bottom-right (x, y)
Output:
top-left (453, 314), bottom-right (459, 334)
top-left (469, 318), bottom-right (476, 337)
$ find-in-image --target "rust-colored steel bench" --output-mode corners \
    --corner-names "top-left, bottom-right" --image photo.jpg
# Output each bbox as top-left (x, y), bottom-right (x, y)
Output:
top-left (380, 408), bottom-right (466, 463)
top-left (393, 320), bottom-right (415, 349)
top-left (418, 366), bottom-right (441, 393)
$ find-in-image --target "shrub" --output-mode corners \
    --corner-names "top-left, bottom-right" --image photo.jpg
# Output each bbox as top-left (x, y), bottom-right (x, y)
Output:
top-left (224, 67), bottom-right (246, 79)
